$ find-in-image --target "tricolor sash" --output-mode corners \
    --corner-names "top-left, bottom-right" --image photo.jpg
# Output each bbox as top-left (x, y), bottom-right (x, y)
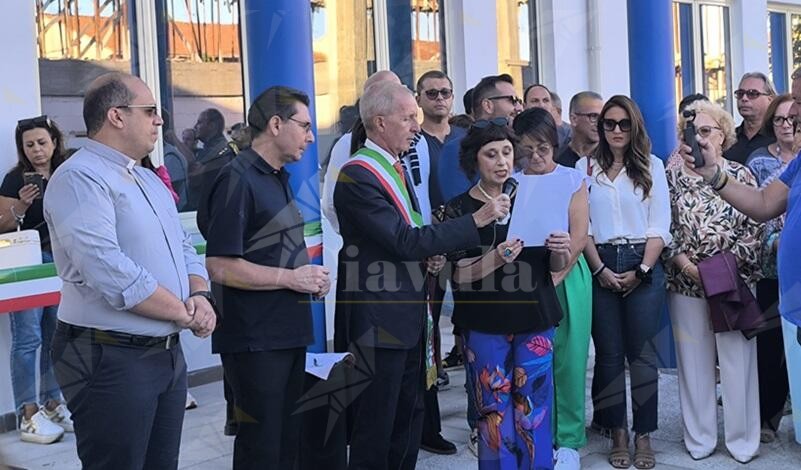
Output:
top-left (343, 148), bottom-right (423, 228)
top-left (343, 147), bottom-right (438, 388)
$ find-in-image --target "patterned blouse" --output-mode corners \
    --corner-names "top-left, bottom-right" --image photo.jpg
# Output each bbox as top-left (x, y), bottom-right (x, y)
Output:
top-left (664, 160), bottom-right (763, 298)
top-left (746, 147), bottom-right (789, 279)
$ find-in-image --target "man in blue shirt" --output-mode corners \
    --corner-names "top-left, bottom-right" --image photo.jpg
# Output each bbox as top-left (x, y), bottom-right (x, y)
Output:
top-left (437, 74), bottom-right (524, 204)
top-left (45, 72), bottom-right (216, 469)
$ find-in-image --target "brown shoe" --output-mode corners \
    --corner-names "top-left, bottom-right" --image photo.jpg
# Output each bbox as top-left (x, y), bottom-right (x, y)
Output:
top-left (608, 428), bottom-right (631, 469)
top-left (633, 433), bottom-right (655, 469)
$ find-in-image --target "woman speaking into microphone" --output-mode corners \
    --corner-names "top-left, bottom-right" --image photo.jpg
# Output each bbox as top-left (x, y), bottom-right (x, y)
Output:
top-left (435, 119), bottom-right (570, 469)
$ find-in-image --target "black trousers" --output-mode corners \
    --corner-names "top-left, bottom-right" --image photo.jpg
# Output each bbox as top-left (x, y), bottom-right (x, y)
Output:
top-left (222, 348), bottom-right (306, 470)
top-left (348, 341), bottom-right (425, 470)
top-left (51, 327), bottom-right (187, 470)
top-left (421, 387), bottom-right (443, 441)
top-left (756, 278), bottom-right (790, 431)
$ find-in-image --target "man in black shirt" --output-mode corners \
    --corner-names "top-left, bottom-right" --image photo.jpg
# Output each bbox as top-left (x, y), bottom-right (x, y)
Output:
top-left (556, 91), bottom-right (604, 168)
top-left (724, 72), bottom-right (776, 164)
top-left (201, 86), bottom-right (331, 469)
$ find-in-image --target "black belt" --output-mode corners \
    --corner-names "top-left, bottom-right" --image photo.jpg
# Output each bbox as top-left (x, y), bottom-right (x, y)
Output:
top-left (57, 321), bottom-right (180, 350)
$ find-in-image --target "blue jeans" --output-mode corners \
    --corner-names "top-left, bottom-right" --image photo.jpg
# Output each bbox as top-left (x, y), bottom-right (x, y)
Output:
top-left (9, 251), bottom-right (61, 415)
top-left (590, 243), bottom-right (664, 434)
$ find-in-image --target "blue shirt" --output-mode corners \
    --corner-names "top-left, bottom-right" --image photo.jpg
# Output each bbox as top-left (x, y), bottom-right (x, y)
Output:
top-left (436, 126), bottom-right (476, 204)
top-left (44, 139), bottom-right (208, 336)
top-left (778, 156), bottom-right (801, 326)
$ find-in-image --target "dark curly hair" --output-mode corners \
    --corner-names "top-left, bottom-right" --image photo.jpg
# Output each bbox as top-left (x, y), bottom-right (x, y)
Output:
top-left (459, 123), bottom-right (517, 180)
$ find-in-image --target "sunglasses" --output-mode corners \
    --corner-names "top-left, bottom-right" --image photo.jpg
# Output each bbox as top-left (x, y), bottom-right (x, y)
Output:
top-left (734, 89), bottom-right (770, 100)
top-left (601, 118), bottom-right (632, 132)
top-left (472, 117), bottom-right (509, 129)
top-left (574, 112), bottom-right (600, 123)
top-left (487, 95), bottom-right (524, 107)
top-left (773, 115), bottom-right (796, 127)
top-left (423, 88), bottom-right (453, 100)
top-left (17, 115), bottom-right (51, 132)
top-left (116, 104), bottom-right (160, 117)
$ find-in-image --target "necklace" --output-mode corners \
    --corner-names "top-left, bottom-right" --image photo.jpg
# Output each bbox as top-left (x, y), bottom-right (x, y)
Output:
top-left (476, 182), bottom-right (494, 200)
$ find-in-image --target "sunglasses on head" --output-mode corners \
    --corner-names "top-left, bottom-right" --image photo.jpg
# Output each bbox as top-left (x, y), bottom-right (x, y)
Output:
top-left (601, 118), bottom-right (632, 132)
top-left (472, 117), bottom-right (508, 129)
top-left (734, 89), bottom-right (769, 100)
top-left (423, 88), bottom-right (453, 100)
top-left (17, 115), bottom-right (51, 132)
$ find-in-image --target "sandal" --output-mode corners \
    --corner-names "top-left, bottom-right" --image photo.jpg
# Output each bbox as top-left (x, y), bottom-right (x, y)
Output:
top-left (633, 433), bottom-right (655, 469)
top-left (608, 428), bottom-right (631, 469)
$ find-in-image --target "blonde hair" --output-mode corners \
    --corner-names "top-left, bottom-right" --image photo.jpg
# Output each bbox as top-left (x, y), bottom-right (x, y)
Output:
top-left (677, 100), bottom-right (737, 151)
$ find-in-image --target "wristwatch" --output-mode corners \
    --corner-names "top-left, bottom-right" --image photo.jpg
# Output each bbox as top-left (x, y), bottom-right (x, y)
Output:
top-left (635, 264), bottom-right (653, 283)
top-left (189, 290), bottom-right (217, 311)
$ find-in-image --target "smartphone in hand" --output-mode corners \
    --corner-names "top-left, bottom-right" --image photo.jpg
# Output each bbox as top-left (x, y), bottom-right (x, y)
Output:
top-left (22, 172), bottom-right (44, 199)
top-left (682, 110), bottom-right (705, 168)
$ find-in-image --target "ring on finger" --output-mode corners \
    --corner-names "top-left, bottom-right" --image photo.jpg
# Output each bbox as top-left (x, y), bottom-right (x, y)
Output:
top-left (503, 248), bottom-right (513, 257)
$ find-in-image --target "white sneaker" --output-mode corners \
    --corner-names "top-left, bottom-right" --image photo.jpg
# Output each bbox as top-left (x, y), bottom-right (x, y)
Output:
top-left (467, 428), bottom-right (479, 458)
top-left (20, 410), bottom-right (65, 444)
top-left (554, 447), bottom-right (581, 470)
top-left (42, 403), bottom-right (74, 433)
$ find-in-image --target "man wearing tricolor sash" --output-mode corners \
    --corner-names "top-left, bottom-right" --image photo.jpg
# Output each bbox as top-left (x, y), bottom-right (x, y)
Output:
top-left (333, 80), bottom-right (511, 469)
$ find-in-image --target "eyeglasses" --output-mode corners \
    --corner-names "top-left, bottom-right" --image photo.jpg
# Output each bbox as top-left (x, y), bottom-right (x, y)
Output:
top-left (773, 115), bottom-right (797, 127)
top-left (486, 95), bottom-right (524, 107)
top-left (471, 117), bottom-right (509, 129)
top-left (734, 89), bottom-right (770, 100)
top-left (423, 88), bottom-right (453, 100)
top-left (695, 125), bottom-right (721, 138)
top-left (288, 116), bottom-right (313, 133)
top-left (17, 115), bottom-right (51, 132)
top-left (531, 143), bottom-right (553, 156)
top-left (574, 112), bottom-right (600, 123)
top-left (601, 118), bottom-right (632, 132)
top-left (116, 104), bottom-right (160, 117)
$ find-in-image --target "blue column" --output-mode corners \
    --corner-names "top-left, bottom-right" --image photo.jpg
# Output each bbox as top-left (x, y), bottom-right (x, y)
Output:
top-left (770, 12), bottom-right (788, 94)
top-left (627, 0), bottom-right (676, 368)
top-left (243, 0), bottom-right (326, 352)
top-left (387, 0), bottom-right (414, 89)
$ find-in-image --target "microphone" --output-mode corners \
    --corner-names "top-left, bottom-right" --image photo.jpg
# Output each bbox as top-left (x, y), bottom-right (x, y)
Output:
top-left (497, 177), bottom-right (518, 225)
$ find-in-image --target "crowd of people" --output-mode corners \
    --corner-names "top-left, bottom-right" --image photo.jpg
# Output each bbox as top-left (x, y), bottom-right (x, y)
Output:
top-left (1, 64), bottom-right (801, 470)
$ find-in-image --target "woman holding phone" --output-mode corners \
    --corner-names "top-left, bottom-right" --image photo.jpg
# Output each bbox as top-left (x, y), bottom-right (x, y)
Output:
top-left (0, 115), bottom-right (72, 444)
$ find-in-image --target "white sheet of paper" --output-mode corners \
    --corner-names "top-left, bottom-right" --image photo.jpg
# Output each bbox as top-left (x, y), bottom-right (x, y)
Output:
top-left (305, 352), bottom-right (354, 380)
top-left (506, 172), bottom-right (572, 246)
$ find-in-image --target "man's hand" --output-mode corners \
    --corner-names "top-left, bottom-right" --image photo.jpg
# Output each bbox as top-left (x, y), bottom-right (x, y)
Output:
top-left (596, 267), bottom-right (622, 291)
top-left (426, 255), bottom-right (446, 274)
top-left (677, 135), bottom-right (718, 181)
top-left (182, 296), bottom-right (217, 337)
top-left (290, 264), bottom-right (331, 297)
top-left (472, 194), bottom-right (511, 228)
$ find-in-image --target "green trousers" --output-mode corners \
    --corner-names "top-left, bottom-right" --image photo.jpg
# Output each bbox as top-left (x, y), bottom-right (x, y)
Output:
top-left (552, 254), bottom-right (593, 449)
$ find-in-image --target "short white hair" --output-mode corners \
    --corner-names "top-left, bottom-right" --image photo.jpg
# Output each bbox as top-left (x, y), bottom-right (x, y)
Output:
top-left (359, 81), bottom-right (413, 131)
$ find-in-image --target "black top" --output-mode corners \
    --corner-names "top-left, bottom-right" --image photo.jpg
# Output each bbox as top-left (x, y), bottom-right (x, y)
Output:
top-left (201, 148), bottom-right (313, 353)
top-left (723, 124), bottom-right (773, 165)
top-left (555, 143), bottom-right (581, 168)
top-left (0, 168), bottom-right (51, 252)
top-left (440, 192), bottom-right (563, 334)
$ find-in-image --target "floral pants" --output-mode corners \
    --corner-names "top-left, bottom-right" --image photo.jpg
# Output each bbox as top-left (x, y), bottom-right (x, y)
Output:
top-left (463, 328), bottom-right (555, 470)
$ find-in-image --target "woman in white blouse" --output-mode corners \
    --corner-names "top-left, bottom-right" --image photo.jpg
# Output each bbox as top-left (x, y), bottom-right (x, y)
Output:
top-left (576, 95), bottom-right (671, 470)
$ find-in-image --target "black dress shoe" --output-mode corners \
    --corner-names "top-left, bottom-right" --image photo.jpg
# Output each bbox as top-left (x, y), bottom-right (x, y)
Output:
top-left (421, 433), bottom-right (457, 455)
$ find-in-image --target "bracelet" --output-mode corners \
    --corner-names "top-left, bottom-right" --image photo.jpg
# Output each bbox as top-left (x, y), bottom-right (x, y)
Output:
top-left (712, 170), bottom-right (729, 191)
top-left (707, 165), bottom-right (722, 188)
top-left (591, 264), bottom-right (607, 277)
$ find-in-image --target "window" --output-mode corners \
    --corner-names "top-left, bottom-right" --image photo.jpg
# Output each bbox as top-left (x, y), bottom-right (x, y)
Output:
top-left (311, 0), bottom-right (377, 168)
top-left (497, 0), bottom-right (539, 90)
top-left (156, 0), bottom-right (246, 213)
top-left (672, 1), bottom-right (732, 111)
top-left (411, 0), bottom-right (444, 85)
top-left (766, 4), bottom-right (801, 95)
top-left (36, 0), bottom-right (134, 146)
